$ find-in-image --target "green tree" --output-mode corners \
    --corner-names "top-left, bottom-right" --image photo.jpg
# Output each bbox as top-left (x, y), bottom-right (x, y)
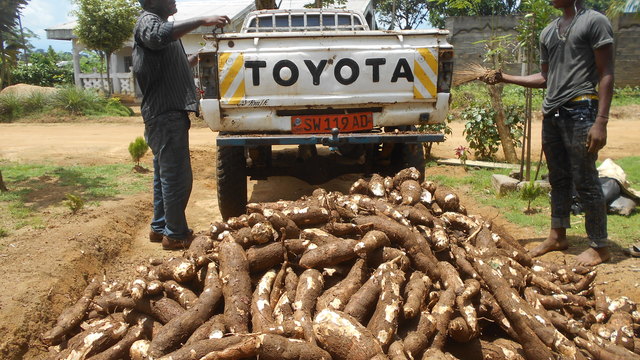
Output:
top-left (427, 0), bottom-right (521, 28)
top-left (1, 0), bottom-right (28, 89)
top-left (80, 51), bottom-right (106, 73)
top-left (73, 0), bottom-right (139, 94)
top-left (376, 0), bottom-right (430, 29)
top-left (12, 46), bottom-right (74, 86)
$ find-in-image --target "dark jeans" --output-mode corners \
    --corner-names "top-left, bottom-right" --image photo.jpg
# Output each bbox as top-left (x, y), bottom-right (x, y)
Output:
top-left (144, 111), bottom-right (193, 240)
top-left (542, 100), bottom-right (608, 248)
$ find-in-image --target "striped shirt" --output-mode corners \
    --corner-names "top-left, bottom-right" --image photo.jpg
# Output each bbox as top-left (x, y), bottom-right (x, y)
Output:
top-left (133, 11), bottom-right (198, 121)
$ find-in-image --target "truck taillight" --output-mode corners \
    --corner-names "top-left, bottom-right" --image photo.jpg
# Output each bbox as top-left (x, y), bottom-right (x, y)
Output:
top-left (198, 53), bottom-right (219, 99)
top-left (437, 48), bottom-right (454, 93)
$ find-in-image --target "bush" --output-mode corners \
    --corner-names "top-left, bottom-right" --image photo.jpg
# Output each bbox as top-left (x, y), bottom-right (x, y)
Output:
top-left (418, 118), bottom-right (453, 159)
top-left (1, 87), bottom-right (133, 120)
top-left (12, 50), bottom-right (74, 87)
top-left (22, 92), bottom-right (52, 115)
top-left (0, 94), bottom-right (23, 122)
top-left (53, 86), bottom-right (102, 115)
top-left (63, 193), bottom-right (85, 214)
top-left (461, 104), bottom-right (524, 160)
top-left (128, 136), bottom-right (149, 166)
top-left (86, 97), bottom-right (134, 117)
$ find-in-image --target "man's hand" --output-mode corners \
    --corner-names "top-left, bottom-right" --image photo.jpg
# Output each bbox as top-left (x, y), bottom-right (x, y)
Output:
top-left (482, 70), bottom-right (502, 85)
top-left (587, 121), bottom-right (607, 153)
top-left (202, 15), bottom-right (231, 28)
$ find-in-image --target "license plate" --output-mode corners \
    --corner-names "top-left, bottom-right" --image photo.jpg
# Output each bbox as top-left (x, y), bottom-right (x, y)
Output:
top-left (291, 112), bottom-right (373, 134)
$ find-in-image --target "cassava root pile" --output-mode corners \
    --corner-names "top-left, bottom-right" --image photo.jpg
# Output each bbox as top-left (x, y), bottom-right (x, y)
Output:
top-left (43, 167), bottom-right (640, 360)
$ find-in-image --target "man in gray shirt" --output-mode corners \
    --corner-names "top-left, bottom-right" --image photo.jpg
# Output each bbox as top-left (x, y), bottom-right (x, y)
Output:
top-left (485, 0), bottom-right (614, 266)
top-left (133, 0), bottom-right (229, 250)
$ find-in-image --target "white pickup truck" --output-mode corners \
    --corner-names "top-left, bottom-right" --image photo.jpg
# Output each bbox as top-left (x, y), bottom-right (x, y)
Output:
top-left (197, 8), bottom-right (453, 219)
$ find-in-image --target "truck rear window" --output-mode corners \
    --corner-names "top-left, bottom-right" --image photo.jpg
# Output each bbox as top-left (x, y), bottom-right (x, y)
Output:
top-left (245, 13), bottom-right (366, 32)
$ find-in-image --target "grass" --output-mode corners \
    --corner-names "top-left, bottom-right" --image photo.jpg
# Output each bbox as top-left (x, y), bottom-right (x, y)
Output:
top-left (426, 156), bottom-right (640, 247)
top-left (0, 162), bottom-right (149, 235)
top-left (0, 87), bottom-right (133, 123)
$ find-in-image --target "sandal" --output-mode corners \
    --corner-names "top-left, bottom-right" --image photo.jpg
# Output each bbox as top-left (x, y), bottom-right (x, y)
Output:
top-left (623, 244), bottom-right (640, 257)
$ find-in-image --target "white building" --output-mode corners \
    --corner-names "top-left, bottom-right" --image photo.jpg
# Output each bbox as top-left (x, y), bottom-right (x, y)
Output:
top-left (45, 0), bottom-right (375, 97)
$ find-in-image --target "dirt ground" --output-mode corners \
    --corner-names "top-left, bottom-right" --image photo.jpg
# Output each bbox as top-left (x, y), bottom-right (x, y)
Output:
top-left (0, 106), bottom-right (639, 359)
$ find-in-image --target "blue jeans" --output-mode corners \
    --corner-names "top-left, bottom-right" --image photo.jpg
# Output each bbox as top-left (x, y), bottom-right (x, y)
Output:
top-left (144, 111), bottom-right (193, 240)
top-left (542, 100), bottom-right (608, 248)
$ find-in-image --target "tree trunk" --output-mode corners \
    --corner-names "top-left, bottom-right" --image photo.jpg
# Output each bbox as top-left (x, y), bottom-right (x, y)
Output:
top-left (98, 51), bottom-right (106, 94)
top-left (105, 51), bottom-right (113, 95)
top-left (255, 0), bottom-right (277, 9)
top-left (0, 171), bottom-right (8, 192)
top-left (487, 84), bottom-right (518, 163)
top-left (0, 32), bottom-right (6, 89)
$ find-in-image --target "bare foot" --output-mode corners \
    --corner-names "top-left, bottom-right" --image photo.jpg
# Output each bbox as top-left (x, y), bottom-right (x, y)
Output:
top-left (575, 247), bottom-right (610, 267)
top-left (528, 237), bottom-right (569, 257)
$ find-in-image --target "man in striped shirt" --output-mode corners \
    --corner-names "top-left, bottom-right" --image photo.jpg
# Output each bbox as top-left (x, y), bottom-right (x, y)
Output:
top-left (133, 0), bottom-right (229, 250)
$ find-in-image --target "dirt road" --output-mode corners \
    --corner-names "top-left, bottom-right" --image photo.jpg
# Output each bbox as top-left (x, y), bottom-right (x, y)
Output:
top-left (0, 109), bottom-right (639, 359)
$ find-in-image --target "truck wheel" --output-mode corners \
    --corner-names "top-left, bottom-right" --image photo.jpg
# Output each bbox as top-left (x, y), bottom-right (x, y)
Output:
top-left (216, 145), bottom-right (247, 220)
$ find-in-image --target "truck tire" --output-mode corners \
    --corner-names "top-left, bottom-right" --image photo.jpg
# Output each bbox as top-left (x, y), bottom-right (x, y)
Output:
top-left (216, 145), bottom-right (247, 220)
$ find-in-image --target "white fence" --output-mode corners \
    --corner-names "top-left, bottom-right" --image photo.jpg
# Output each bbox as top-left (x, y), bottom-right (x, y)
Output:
top-left (78, 72), bottom-right (136, 95)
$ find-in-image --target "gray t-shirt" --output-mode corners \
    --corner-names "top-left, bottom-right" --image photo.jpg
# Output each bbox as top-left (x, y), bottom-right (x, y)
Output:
top-left (540, 9), bottom-right (613, 114)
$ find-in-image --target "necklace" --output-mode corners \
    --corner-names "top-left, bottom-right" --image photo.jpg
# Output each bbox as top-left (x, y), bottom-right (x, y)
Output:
top-left (556, 8), bottom-right (583, 41)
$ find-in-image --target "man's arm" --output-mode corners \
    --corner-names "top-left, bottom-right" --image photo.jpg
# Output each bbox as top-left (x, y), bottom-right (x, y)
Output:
top-left (172, 15), bottom-right (230, 40)
top-left (587, 43), bottom-right (614, 153)
top-left (490, 63), bottom-right (548, 89)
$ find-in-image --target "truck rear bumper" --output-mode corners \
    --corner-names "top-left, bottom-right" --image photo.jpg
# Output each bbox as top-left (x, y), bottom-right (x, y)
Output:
top-left (216, 131), bottom-right (444, 146)
top-left (201, 93), bottom-right (450, 133)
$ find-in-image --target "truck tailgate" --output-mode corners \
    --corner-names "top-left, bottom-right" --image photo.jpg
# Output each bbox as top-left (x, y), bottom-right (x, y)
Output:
top-left (215, 31), bottom-right (447, 107)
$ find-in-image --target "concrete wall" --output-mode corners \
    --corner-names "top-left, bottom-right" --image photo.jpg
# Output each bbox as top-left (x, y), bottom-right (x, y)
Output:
top-left (446, 16), bottom-right (521, 73)
top-left (613, 14), bottom-right (640, 87)
top-left (446, 14), bottom-right (640, 87)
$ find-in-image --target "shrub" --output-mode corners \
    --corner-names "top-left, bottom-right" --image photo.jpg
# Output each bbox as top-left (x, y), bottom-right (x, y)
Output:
top-left (53, 86), bottom-right (102, 115)
top-left (99, 97), bottom-right (134, 116)
top-left (63, 193), bottom-right (85, 214)
top-left (128, 136), bottom-right (149, 166)
top-left (520, 181), bottom-right (545, 213)
top-left (22, 92), bottom-right (52, 115)
top-left (12, 57), bottom-right (74, 87)
top-left (418, 118), bottom-right (453, 159)
top-left (461, 104), bottom-right (524, 160)
top-left (0, 94), bottom-right (23, 122)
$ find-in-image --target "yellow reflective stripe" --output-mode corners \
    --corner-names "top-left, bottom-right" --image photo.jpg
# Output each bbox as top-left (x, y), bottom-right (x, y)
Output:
top-left (220, 54), bottom-right (244, 98)
top-left (414, 60), bottom-right (436, 98)
top-left (228, 79), bottom-right (245, 105)
top-left (218, 52), bottom-right (230, 70)
top-left (417, 48), bottom-right (438, 74)
top-left (413, 48), bottom-right (438, 99)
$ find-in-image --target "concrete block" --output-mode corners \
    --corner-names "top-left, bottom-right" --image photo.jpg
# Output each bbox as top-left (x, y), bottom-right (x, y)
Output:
top-left (516, 179), bottom-right (552, 192)
top-left (492, 174), bottom-right (520, 195)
